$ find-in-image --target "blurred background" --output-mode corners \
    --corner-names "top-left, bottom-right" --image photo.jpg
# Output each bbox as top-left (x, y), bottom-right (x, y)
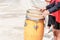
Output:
top-left (0, 0), bottom-right (53, 40)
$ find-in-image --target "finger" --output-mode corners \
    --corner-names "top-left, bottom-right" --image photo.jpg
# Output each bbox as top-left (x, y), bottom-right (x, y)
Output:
top-left (42, 14), bottom-right (47, 17)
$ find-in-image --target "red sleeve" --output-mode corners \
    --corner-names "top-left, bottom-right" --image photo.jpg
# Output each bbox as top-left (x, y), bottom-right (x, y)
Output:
top-left (56, 0), bottom-right (60, 2)
top-left (50, 0), bottom-right (55, 3)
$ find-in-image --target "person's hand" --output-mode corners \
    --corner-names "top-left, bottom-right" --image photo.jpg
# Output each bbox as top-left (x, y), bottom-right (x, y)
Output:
top-left (40, 9), bottom-right (45, 12)
top-left (42, 10), bottom-right (50, 17)
top-left (32, 6), bottom-right (46, 12)
top-left (40, 7), bottom-right (46, 12)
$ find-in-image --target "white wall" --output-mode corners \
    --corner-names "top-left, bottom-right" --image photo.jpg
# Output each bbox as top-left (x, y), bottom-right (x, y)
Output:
top-left (0, 0), bottom-right (33, 15)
